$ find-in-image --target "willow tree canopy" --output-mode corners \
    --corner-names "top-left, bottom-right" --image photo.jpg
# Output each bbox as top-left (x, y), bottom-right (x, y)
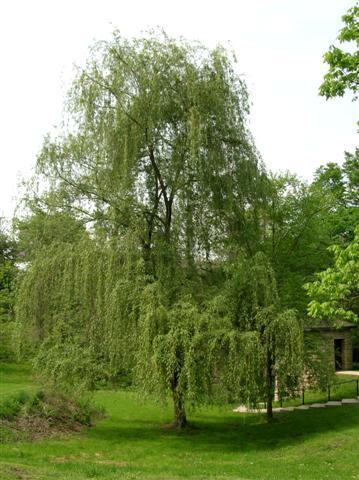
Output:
top-left (37, 31), bottom-right (266, 270)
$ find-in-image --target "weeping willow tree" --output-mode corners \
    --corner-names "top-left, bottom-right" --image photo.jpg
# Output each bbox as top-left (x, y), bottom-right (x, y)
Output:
top-left (134, 252), bottom-right (304, 423)
top-left (16, 31), bottom-right (306, 427)
top-left (217, 252), bottom-right (304, 420)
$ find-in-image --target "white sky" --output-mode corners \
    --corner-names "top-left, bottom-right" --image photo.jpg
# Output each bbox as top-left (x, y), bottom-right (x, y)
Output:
top-left (0, 0), bottom-right (358, 219)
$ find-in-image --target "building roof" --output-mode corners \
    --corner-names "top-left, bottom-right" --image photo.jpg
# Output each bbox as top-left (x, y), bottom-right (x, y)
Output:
top-left (304, 318), bottom-right (358, 332)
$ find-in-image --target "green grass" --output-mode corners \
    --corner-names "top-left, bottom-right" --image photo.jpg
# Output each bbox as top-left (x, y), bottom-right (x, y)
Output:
top-left (0, 363), bottom-right (37, 398)
top-left (1, 364), bottom-right (359, 480)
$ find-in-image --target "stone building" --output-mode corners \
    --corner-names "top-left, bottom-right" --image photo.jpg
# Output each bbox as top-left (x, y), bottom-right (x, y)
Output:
top-left (306, 321), bottom-right (357, 371)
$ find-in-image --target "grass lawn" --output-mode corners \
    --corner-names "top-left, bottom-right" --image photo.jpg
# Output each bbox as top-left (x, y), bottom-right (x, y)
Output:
top-left (0, 363), bottom-right (359, 480)
top-left (0, 363), bottom-right (38, 398)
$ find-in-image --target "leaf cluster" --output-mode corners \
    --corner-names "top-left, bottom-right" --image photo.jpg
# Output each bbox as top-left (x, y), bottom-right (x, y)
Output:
top-left (306, 226), bottom-right (359, 323)
top-left (320, 3), bottom-right (359, 101)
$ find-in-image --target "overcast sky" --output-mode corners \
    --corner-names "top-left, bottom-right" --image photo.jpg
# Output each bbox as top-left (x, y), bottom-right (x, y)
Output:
top-left (0, 0), bottom-right (357, 219)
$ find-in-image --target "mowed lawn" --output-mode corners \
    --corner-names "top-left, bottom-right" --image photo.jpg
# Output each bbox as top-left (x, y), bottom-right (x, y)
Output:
top-left (0, 363), bottom-right (38, 398)
top-left (0, 364), bottom-right (359, 480)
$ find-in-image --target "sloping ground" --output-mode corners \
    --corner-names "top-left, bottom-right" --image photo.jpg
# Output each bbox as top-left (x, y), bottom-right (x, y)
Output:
top-left (234, 396), bottom-right (359, 413)
top-left (275, 397), bottom-right (359, 412)
top-left (0, 363), bottom-right (359, 480)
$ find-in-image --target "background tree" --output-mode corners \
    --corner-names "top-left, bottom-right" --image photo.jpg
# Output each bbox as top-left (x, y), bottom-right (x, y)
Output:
top-left (0, 219), bottom-right (17, 360)
top-left (313, 149), bottom-right (359, 243)
top-left (259, 148), bottom-right (359, 317)
top-left (15, 207), bottom-right (86, 262)
top-left (319, 2), bottom-right (359, 102)
top-left (305, 226), bottom-right (359, 324)
top-left (260, 173), bottom-right (333, 314)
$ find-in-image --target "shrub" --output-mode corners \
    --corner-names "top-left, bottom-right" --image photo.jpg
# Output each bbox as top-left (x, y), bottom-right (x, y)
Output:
top-left (0, 391), bottom-right (29, 420)
top-left (0, 389), bottom-right (103, 443)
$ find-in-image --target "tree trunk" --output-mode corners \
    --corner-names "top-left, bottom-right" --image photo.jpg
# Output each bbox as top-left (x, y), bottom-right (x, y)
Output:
top-left (171, 373), bottom-right (188, 429)
top-left (266, 350), bottom-right (275, 422)
top-left (173, 391), bottom-right (188, 429)
top-left (266, 390), bottom-right (274, 421)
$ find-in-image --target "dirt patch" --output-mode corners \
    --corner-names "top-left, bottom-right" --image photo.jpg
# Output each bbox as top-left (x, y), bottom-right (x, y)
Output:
top-left (4, 465), bottom-right (33, 480)
top-left (326, 439), bottom-right (346, 450)
top-left (51, 454), bottom-right (127, 467)
top-left (96, 460), bottom-right (128, 467)
top-left (1, 414), bottom-right (86, 442)
top-left (52, 454), bottom-right (87, 464)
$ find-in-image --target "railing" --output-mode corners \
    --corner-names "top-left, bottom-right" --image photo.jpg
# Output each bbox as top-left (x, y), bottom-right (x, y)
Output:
top-left (327, 378), bottom-right (359, 402)
top-left (279, 378), bottom-right (359, 408)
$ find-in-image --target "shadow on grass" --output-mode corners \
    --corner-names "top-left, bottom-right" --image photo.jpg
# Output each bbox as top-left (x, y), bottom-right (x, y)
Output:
top-left (88, 405), bottom-right (359, 454)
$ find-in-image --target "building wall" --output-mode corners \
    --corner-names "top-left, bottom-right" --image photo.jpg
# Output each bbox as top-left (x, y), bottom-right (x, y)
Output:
top-left (322, 330), bottom-right (353, 370)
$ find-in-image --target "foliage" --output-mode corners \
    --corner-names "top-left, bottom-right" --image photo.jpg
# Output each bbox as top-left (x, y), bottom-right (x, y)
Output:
top-left (16, 234), bottom-right (144, 378)
top-left (0, 391), bottom-right (29, 420)
top-left (219, 252), bottom-right (304, 417)
top-left (16, 31), bottom-right (273, 426)
top-left (35, 30), bottom-right (265, 258)
top-left (0, 321), bottom-right (16, 362)
top-left (0, 220), bottom-right (18, 361)
top-left (260, 173), bottom-right (334, 314)
top-left (14, 209), bottom-right (86, 262)
top-left (134, 252), bottom-right (304, 421)
top-left (33, 340), bottom-right (106, 393)
top-left (261, 153), bottom-right (359, 317)
top-left (17, 234), bottom-right (306, 422)
top-left (0, 263), bottom-right (16, 321)
top-left (319, 2), bottom-right (359, 101)
top-left (130, 251), bottom-right (305, 423)
top-left (21, 390), bottom-right (98, 429)
top-left (0, 389), bottom-right (100, 444)
top-left (0, 220), bottom-right (16, 265)
top-left (313, 149), bottom-right (359, 242)
top-left (0, 220), bottom-right (17, 323)
top-left (306, 226), bottom-right (359, 323)
top-left (260, 151), bottom-right (358, 317)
